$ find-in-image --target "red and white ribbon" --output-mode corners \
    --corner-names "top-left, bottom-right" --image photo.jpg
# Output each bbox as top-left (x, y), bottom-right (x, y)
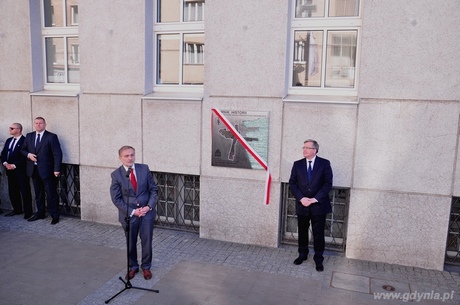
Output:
top-left (212, 108), bottom-right (271, 205)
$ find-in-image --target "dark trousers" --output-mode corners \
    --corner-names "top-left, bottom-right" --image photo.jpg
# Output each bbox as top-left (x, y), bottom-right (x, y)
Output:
top-left (32, 167), bottom-right (59, 219)
top-left (297, 213), bottom-right (327, 265)
top-left (123, 211), bottom-right (155, 271)
top-left (7, 170), bottom-right (32, 215)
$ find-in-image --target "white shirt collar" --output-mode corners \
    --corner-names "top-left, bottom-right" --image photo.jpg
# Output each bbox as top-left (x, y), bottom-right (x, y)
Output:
top-left (306, 155), bottom-right (317, 167)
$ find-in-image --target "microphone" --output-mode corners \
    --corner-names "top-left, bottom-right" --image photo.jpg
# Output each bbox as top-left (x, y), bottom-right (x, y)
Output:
top-left (126, 166), bottom-right (132, 178)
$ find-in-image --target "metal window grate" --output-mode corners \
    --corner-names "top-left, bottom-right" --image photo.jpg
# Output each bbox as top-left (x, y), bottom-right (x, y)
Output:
top-left (446, 197), bottom-right (460, 265)
top-left (280, 183), bottom-right (349, 252)
top-left (152, 172), bottom-right (200, 233)
top-left (57, 163), bottom-right (81, 217)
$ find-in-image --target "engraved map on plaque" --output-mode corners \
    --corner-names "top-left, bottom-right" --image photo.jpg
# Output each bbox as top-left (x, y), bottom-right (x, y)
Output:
top-left (211, 110), bottom-right (269, 169)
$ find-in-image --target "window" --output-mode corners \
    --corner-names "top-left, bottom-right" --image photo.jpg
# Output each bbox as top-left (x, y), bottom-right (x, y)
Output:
top-left (153, 172), bottom-right (200, 232)
top-left (290, 0), bottom-right (361, 96)
top-left (446, 197), bottom-right (460, 266)
top-left (155, 0), bottom-right (205, 88)
top-left (42, 0), bottom-right (79, 87)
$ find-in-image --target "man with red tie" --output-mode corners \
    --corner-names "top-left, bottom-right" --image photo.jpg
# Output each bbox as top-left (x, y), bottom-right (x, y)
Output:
top-left (289, 139), bottom-right (333, 272)
top-left (110, 146), bottom-right (158, 280)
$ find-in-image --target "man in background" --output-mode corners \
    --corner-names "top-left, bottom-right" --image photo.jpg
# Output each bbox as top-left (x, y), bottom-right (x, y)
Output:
top-left (21, 117), bottom-right (62, 225)
top-left (1, 123), bottom-right (33, 219)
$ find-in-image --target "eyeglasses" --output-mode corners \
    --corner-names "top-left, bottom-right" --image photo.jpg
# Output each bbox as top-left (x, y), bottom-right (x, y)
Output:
top-left (9, 127), bottom-right (18, 130)
top-left (302, 147), bottom-right (316, 150)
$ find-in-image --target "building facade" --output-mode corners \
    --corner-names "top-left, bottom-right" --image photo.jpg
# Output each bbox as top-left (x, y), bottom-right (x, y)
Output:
top-left (0, 0), bottom-right (459, 271)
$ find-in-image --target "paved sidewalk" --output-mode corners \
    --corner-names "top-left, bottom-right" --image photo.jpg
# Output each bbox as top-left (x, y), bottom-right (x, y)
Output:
top-left (0, 215), bottom-right (459, 305)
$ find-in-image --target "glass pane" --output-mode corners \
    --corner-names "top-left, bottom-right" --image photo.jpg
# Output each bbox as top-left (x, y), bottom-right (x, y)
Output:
top-left (184, 0), bottom-right (205, 22)
top-left (158, 0), bottom-right (181, 22)
top-left (44, 0), bottom-right (64, 27)
top-left (329, 0), bottom-right (359, 17)
top-left (157, 34), bottom-right (180, 84)
top-left (67, 37), bottom-right (80, 83)
top-left (292, 31), bottom-right (323, 87)
top-left (325, 30), bottom-right (357, 88)
top-left (183, 33), bottom-right (204, 85)
top-left (295, 0), bottom-right (325, 18)
top-left (45, 37), bottom-right (65, 83)
top-left (66, 0), bottom-right (79, 26)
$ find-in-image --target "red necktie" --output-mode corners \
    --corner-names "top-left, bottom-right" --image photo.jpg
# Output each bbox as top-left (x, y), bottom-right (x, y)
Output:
top-left (130, 170), bottom-right (137, 192)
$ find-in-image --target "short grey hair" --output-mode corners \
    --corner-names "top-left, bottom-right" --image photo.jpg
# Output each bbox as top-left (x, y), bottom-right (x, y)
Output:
top-left (304, 139), bottom-right (319, 152)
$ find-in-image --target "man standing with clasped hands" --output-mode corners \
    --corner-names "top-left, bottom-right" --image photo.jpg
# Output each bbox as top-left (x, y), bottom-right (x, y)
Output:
top-left (289, 139), bottom-right (333, 272)
top-left (110, 145), bottom-right (158, 281)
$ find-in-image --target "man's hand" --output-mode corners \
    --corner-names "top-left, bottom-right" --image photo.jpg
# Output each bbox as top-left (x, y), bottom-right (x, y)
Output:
top-left (300, 197), bottom-right (317, 207)
top-left (134, 206), bottom-right (150, 217)
top-left (4, 163), bottom-right (16, 170)
top-left (28, 153), bottom-right (37, 162)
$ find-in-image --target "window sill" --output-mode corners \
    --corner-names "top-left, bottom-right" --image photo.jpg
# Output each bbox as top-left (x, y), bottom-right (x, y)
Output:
top-left (30, 90), bottom-right (80, 97)
top-left (283, 94), bottom-right (358, 105)
top-left (143, 91), bottom-right (203, 102)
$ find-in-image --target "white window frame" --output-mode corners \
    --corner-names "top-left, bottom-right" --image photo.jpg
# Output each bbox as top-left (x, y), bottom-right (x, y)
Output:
top-left (41, 0), bottom-right (79, 91)
top-left (153, 0), bottom-right (204, 94)
top-left (288, 0), bottom-right (362, 97)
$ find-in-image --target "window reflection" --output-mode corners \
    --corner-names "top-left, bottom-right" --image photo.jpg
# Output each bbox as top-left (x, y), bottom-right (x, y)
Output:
top-left (292, 31), bottom-right (323, 87)
top-left (295, 0), bottom-right (325, 18)
top-left (158, 34), bottom-right (181, 84)
top-left (156, 0), bottom-right (205, 86)
top-left (325, 31), bottom-right (357, 88)
top-left (183, 33), bottom-right (204, 84)
top-left (329, 0), bottom-right (359, 17)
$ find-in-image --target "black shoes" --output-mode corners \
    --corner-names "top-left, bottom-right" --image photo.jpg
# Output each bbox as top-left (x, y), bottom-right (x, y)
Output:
top-left (294, 254), bottom-right (324, 271)
top-left (51, 218), bottom-right (60, 225)
top-left (315, 264), bottom-right (324, 272)
top-left (293, 256), bottom-right (308, 265)
top-left (27, 214), bottom-right (46, 222)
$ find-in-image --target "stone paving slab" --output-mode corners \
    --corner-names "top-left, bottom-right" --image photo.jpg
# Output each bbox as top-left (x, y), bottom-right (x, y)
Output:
top-left (0, 230), bottom-right (125, 305)
top-left (133, 261), bottom-right (321, 305)
top-left (0, 215), bottom-right (459, 305)
top-left (330, 272), bottom-right (370, 294)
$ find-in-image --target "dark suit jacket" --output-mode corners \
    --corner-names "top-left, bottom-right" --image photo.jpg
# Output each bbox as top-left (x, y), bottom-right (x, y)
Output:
top-left (21, 130), bottom-right (63, 179)
top-left (110, 163), bottom-right (158, 224)
top-left (1, 136), bottom-right (27, 176)
top-left (289, 156), bottom-right (333, 216)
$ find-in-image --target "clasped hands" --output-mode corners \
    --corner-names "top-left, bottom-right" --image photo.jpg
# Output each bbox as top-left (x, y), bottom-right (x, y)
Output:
top-left (3, 163), bottom-right (16, 170)
top-left (300, 197), bottom-right (318, 207)
top-left (133, 206), bottom-right (150, 217)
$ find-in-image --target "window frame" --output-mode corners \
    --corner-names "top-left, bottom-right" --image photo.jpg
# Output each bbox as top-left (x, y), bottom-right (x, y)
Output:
top-left (288, 0), bottom-right (362, 97)
top-left (153, 0), bottom-right (205, 94)
top-left (41, 0), bottom-right (80, 91)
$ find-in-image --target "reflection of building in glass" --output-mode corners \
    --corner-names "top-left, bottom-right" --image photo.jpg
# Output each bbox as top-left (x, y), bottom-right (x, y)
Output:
top-left (43, 0), bottom-right (79, 84)
top-left (292, 0), bottom-right (358, 88)
top-left (156, 0), bottom-right (205, 85)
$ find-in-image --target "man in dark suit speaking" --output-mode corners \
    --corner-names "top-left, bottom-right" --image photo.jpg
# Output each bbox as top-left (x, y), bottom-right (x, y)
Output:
top-left (289, 139), bottom-right (333, 272)
top-left (21, 117), bottom-right (62, 224)
top-left (110, 145), bottom-right (158, 280)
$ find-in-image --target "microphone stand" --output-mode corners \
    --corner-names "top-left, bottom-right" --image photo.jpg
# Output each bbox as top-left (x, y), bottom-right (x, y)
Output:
top-left (105, 167), bottom-right (159, 304)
